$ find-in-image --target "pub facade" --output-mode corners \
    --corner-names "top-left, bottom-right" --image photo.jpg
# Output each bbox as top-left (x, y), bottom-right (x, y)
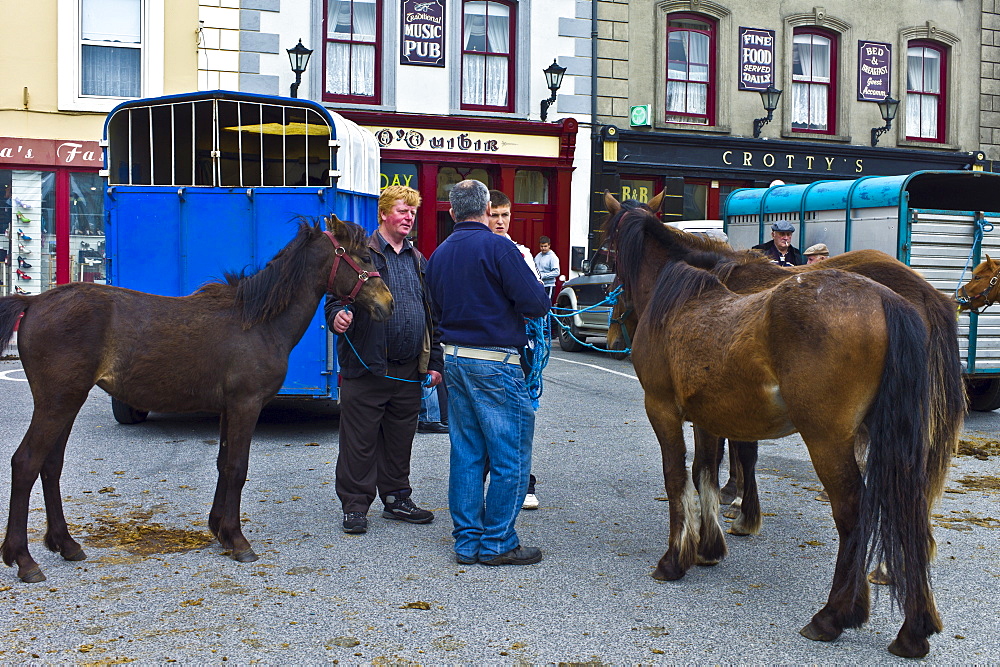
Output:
top-left (592, 0), bottom-right (985, 248)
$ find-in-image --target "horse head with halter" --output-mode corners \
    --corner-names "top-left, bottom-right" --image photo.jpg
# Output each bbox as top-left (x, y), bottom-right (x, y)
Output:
top-left (322, 215), bottom-right (381, 308)
top-left (957, 254), bottom-right (1000, 314)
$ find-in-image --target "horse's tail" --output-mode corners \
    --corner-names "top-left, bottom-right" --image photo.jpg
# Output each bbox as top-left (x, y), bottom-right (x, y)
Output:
top-left (0, 295), bottom-right (29, 353)
top-left (858, 292), bottom-right (942, 636)
top-left (923, 292), bottom-right (965, 506)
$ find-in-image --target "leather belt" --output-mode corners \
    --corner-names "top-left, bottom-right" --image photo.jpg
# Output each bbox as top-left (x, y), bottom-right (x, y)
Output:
top-left (446, 345), bottom-right (521, 365)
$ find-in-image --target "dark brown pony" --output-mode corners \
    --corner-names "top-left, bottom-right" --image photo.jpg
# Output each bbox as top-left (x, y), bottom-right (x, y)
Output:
top-left (0, 216), bottom-right (393, 583)
top-left (607, 197), bottom-right (964, 540)
top-left (605, 202), bottom-right (955, 658)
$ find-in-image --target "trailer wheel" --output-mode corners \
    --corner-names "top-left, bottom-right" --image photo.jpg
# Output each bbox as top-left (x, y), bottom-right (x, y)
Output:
top-left (111, 397), bottom-right (149, 424)
top-left (966, 378), bottom-right (1000, 412)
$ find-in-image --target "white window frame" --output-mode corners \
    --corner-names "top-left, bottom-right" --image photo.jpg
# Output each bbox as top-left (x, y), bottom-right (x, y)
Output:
top-left (58, 0), bottom-right (164, 112)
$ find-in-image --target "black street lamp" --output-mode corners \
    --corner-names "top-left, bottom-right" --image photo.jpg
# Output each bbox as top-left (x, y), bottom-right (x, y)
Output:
top-left (287, 39), bottom-right (313, 98)
top-left (540, 59), bottom-right (567, 122)
top-left (752, 84), bottom-right (782, 138)
top-left (870, 95), bottom-right (900, 147)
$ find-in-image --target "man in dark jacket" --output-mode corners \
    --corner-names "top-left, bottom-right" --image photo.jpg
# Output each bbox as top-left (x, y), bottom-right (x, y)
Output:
top-left (752, 220), bottom-right (805, 266)
top-left (331, 185), bottom-right (444, 535)
top-left (425, 179), bottom-right (551, 567)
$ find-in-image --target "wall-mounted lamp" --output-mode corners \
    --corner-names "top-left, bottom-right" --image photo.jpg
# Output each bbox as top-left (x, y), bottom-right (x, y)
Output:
top-left (752, 85), bottom-right (782, 138)
top-left (540, 59), bottom-right (567, 122)
top-left (870, 95), bottom-right (900, 147)
top-left (287, 39), bottom-right (313, 99)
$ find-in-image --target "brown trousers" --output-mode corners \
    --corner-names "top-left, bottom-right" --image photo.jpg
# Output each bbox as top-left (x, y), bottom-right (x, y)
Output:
top-left (336, 359), bottom-right (422, 513)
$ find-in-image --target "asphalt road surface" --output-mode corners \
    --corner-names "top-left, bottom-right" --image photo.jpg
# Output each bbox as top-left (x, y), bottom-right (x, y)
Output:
top-left (0, 350), bottom-right (998, 663)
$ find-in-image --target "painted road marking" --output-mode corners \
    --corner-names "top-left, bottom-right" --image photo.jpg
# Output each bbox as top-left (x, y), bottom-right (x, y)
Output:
top-left (0, 368), bottom-right (27, 382)
top-left (549, 356), bottom-right (639, 381)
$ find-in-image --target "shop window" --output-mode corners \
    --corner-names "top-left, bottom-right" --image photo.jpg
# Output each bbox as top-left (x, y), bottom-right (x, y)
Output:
top-left (324, 0), bottom-right (381, 103)
top-left (619, 177), bottom-right (658, 207)
top-left (58, 0), bottom-right (164, 112)
top-left (2, 170), bottom-right (55, 296)
top-left (513, 170), bottom-right (548, 204)
top-left (461, 1), bottom-right (515, 112)
top-left (791, 28), bottom-right (837, 134)
top-left (665, 14), bottom-right (715, 125)
top-left (70, 172), bottom-right (106, 284)
top-left (906, 41), bottom-right (946, 142)
top-left (436, 167), bottom-right (492, 201)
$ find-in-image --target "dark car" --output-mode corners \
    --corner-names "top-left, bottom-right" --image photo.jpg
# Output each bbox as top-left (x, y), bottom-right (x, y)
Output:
top-left (554, 245), bottom-right (619, 353)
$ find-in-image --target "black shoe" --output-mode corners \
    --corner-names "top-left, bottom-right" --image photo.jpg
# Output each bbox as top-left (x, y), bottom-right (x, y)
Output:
top-left (342, 512), bottom-right (368, 534)
top-left (382, 494), bottom-right (434, 524)
top-left (417, 421), bottom-right (449, 434)
top-left (455, 553), bottom-right (478, 565)
top-left (479, 546), bottom-right (543, 566)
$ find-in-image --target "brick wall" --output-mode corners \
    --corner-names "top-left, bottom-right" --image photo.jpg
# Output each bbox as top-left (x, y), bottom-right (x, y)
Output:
top-left (983, 1), bottom-right (1000, 160)
top-left (597, 0), bottom-right (629, 125)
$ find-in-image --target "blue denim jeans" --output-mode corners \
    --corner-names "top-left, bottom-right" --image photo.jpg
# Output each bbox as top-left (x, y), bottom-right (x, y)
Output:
top-left (419, 384), bottom-right (441, 423)
top-left (445, 354), bottom-right (534, 561)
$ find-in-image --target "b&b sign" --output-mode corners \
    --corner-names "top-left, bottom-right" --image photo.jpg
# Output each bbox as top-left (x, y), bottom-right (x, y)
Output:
top-left (738, 27), bottom-right (775, 91)
top-left (858, 41), bottom-right (892, 102)
top-left (401, 0), bottom-right (445, 67)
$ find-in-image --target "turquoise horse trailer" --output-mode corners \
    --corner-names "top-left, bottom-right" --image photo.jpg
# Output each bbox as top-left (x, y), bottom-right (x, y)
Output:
top-left (102, 91), bottom-right (380, 422)
top-left (722, 170), bottom-right (1000, 411)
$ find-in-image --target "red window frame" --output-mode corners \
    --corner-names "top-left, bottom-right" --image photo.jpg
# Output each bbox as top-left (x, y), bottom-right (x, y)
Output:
top-left (460, 0), bottom-right (516, 113)
top-left (665, 13), bottom-right (716, 126)
top-left (322, 0), bottom-right (382, 105)
top-left (791, 27), bottom-right (838, 135)
top-left (905, 40), bottom-right (947, 143)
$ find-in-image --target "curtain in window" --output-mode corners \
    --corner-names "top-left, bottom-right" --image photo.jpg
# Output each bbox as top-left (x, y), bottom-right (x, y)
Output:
top-left (906, 46), bottom-right (940, 139)
top-left (463, 1), bottom-right (509, 107)
top-left (82, 45), bottom-right (141, 97)
top-left (326, 0), bottom-right (376, 96)
top-left (666, 30), bottom-right (708, 116)
top-left (791, 34), bottom-right (831, 130)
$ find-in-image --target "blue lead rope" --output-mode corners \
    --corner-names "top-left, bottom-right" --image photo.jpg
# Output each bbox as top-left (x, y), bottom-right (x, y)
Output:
top-left (524, 316), bottom-right (551, 404)
top-left (955, 213), bottom-right (995, 304)
top-left (339, 306), bottom-right (428, 384)
top-left (549, 285), bottom-right (632, 355)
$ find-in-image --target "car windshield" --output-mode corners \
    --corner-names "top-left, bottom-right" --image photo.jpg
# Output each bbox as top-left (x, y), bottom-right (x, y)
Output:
top-left (590, 246), bottom-right (616, 274)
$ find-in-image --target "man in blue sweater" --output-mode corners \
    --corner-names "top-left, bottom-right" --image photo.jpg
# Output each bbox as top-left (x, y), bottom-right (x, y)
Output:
top-left (425, 179), bottom-right (551, 566)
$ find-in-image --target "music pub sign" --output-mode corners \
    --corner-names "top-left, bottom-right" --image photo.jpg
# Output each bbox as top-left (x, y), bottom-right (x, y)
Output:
top-left (401, 0), bottom-right (445, 67)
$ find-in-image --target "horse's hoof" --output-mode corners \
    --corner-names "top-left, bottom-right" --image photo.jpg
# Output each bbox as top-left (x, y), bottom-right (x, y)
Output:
top-left (888, 636), bottom-right (929, 659)
top-left (800, 620), bottom-right (841, 642)
top-left (651, 566), bottom-right (685, 581)
top-left (868, 563), bottom-right (892, 586)
top-left (695, 556), bottom-right (720, 567)
top-left (722, 507), bottom-right (739, 520)
top-left (19, 566), bottom-right (46, 584)
top-left (231, 548), bottom-right (258, 563)
top-left (62, 547), bottom-right (87, 562)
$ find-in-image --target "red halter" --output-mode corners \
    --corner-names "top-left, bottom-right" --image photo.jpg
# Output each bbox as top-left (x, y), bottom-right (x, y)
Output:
top-left (323, 231), bottom-right (379, 306)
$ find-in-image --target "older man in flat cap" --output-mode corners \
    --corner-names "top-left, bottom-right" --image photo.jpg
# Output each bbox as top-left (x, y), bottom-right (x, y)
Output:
top-left (804, 243), bottom-right (830, 264)
top-left (752, 220), bottom-right (804, 266)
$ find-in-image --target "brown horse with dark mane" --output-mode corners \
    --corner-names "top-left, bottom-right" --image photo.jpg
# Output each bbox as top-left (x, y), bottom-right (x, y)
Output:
top-left (0, 216), bottom-right (393, 583)
top-left (607, 194), bottom-right (964, 541)
top-left (604, 199), bottom-right (957, 658)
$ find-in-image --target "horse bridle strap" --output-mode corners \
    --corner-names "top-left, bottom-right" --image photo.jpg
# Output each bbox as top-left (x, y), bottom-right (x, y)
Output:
top-left (323, 231), bottom-right (379, 305)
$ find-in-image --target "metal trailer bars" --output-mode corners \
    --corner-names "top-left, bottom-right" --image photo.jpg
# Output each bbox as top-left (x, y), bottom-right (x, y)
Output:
top-left (106, 98), bottom-right (335, 188)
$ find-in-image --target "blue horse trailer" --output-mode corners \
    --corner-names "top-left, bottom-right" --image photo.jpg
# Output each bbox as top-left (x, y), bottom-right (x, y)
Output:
top-left (722, 170), bottom-right (1000, 411)
top-left (101, 90), bottom-right (380, 421)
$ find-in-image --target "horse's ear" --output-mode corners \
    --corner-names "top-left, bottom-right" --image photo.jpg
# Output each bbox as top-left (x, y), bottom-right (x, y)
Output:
top-left (987, 253), bottom-right (994, 265)
top-left (605, 190), bottom-right (621, 215)
top-left (647, 189), bottom-right (665, 214)
top-left (325, 214), bottom-right (345, 234)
